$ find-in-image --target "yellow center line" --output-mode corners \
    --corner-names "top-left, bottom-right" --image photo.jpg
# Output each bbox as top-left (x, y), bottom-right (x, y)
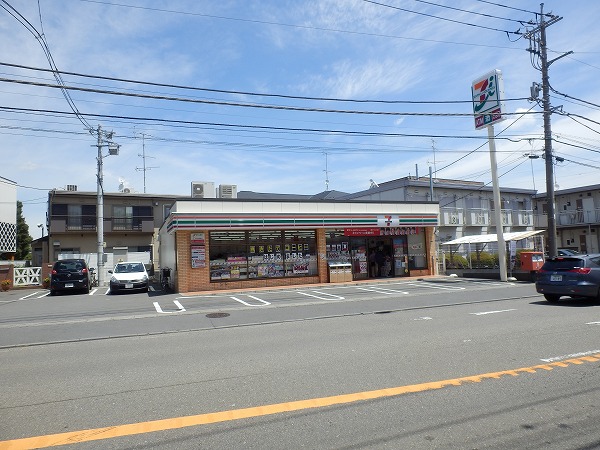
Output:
top-left (2, 353), bottom-right (599, 450)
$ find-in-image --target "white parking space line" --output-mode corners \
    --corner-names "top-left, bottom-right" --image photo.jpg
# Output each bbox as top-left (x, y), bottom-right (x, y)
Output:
top-left (469, 309), bottom-right (517, 316)
top-left (408, 282), bottom-right (466, 291)
top-left (153, 300), bottom-right (186, 314)
top-left (356, 287), bottom-right (409, 295)
top-left (230, 295), bottom-right (271, 306)
top-left (19, 292), bottom-right (43, 300)
top-left (297, 290), bottom-right (345, 301)
top-left (89, 288), bottom-right (98, 295)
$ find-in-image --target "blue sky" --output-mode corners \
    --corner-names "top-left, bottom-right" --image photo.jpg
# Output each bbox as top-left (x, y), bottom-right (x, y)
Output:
top-left (1, 0), bottom-right (599, 239)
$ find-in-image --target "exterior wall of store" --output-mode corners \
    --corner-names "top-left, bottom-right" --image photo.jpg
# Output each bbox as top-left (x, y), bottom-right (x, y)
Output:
top-left (175, 229), bottom-right (328, 292)
top-left (173, 227), bottom-right (436, 293)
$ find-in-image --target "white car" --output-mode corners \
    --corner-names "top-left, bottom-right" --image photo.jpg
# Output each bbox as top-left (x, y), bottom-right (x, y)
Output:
top-left (109, 262), bottom-right (149, 293)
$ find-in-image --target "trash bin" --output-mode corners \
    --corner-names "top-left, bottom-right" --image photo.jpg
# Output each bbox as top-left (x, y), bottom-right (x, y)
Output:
top-left (339, 263), bottom-right (352, 282)
top-left (328, 263), bottom-right (340, 283)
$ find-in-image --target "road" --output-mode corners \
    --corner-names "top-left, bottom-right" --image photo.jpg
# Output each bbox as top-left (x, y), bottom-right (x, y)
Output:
top-left (0, 278), bottom-right (599, 449)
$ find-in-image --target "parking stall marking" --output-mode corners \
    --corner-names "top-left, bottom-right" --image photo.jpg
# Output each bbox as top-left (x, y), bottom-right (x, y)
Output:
top-left (297, 290), bottom-right (345, 301)
top-left (469, 309), bottom-right (517, 316)
top-left (356, 287), bottom-right (409, 295)
top-left (19, 292), bottom-right (45, 300)
top-left (153, 300), bottom-right (186, 314)
top-left (407, 282), bottom-right (466, 291)
top-left (230, 295), bottom-right (271, 307)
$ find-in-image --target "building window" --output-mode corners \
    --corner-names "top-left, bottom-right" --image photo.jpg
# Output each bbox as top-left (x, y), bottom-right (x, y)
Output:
top-left (209, 230), bottom-right (317, 281)
top-left (51, 204), bottom-right (96, 231)
top-left (113, 205), bottom-right (152, 230)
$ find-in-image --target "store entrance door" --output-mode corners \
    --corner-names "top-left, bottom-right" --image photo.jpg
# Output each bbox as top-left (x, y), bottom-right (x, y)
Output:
top-left (392, 236), bottom-right (409, 277)
top-left (367, 238), bottom-right (394, 278)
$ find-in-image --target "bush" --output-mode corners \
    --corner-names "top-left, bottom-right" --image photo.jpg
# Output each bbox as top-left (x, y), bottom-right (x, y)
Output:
top-left (444, 254), bottom-right (469, 268)
top-left (469, 252), bottom-right (498, 268)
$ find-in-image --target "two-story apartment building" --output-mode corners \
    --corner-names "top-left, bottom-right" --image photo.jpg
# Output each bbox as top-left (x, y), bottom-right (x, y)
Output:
top-left (338, 177), bottom-right (538, 253)
top-left (533, 184), bottom-right (600, 254)
top-left (39, 188), bottom-right (185, 281)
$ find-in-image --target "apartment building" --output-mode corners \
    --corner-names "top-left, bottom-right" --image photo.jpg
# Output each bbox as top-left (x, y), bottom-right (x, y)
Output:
top-left (533, 184), bottom-right (600, 254)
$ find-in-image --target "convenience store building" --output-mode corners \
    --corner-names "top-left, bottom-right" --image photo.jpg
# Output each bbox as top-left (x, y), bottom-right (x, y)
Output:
top-left (158, 198), bottom-right (439, 293)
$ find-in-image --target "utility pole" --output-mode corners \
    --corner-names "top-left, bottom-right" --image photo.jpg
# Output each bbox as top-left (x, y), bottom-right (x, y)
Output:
top-left (96, 125), bottom-right (104, 287)
top-left (95, 125), bottom-right (120, 286)
top-left (136, 133), bottom-right (157, 194)
top-left (525, 4), bottom-right (571, 258)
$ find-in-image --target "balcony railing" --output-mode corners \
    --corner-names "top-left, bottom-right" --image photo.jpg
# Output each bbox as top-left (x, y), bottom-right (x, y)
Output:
top-left (50, 215), bottom-right (155, 233)
top-left (557, 209), bottom-right (600, 226)
top-left (440, 208), bottom-right (533, 227)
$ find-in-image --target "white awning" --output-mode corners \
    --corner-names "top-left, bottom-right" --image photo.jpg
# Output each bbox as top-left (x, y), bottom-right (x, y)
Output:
top-left (440, 230), bottom-right (543, 246)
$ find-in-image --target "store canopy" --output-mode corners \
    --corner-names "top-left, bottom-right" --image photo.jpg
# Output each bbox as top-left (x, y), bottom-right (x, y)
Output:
top-left (440, 230), bottom-right (543, 246)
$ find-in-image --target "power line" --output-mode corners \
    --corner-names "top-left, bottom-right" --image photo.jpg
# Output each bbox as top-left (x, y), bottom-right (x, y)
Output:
top-left (409, 0), bottom-right (526, 23)
top-left (362, 0), bottom-right (522, 35)
top-left (472, 0), bottom-right (544, 16)
top-left (78, 0), bottom-right (526, 50)
top-left (0, 0), bottom-right (93, 132)
top-left (0, 77), bottom-right (541, 117)
top-left (0, 61), bottom-right (530, 105)
top-left (0, 105), bottom-right (544, 141)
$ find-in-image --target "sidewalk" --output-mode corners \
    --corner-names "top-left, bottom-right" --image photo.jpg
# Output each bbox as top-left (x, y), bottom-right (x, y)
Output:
top-left (180, 274), bottom-right (461, 297)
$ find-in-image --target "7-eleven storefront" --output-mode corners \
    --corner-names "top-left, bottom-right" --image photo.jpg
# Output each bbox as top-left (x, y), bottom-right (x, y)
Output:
top-left (158, 199), bottom-right (439, 293)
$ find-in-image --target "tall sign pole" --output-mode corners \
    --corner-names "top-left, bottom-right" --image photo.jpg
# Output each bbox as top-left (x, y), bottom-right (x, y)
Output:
top-left (472, 69), bottom-right (508, 282)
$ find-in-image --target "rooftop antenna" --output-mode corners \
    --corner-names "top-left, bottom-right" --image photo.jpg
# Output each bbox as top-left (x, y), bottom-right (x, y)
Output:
top-left (323, 152), bottom-right (330, 190)
top-left (370, 179), bottom-right (379, 188)
top-left (135, 132), bottom-right (158, 193)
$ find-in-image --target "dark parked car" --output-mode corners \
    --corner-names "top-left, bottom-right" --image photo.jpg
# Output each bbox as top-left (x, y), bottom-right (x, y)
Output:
top-left (50, 259), bottom-right (91, 295)
top-left (536, 254), bottom-right (600, 302)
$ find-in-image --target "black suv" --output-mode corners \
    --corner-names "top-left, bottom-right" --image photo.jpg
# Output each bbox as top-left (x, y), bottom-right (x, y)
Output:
top-left (536, 254), bottom-right (600, 302)
top-left (50, 259), bottom-right (91, 295)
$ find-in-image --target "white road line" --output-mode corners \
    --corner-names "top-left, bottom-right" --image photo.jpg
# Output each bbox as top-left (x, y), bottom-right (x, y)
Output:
top-left (469, 309), bottom-right (517, 316)
top-left (541, 349), bottom-right (600, 362)
top-left (173, 300), bottom-right (186, 311)
top-left (230, 295), bottom-right (271, 306)
top-left (37, 292), bottom-right (50, 298)
top-left (414, 317), bottom-right (433, 321)
top-left (298, 290), bottom-right (345, 301)
top-left (586, 321), bottom-right (600, 325)
top-left (356, 287), bottom-right (409, 295)
top-left (19, 292), bottom-right (42, 299)
top-left (408, 282), bottom-right (466, 291)
top-left (153, 300), bottom-right (186, 314)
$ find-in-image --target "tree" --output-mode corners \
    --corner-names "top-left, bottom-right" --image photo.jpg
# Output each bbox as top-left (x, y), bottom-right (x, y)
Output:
top-left (15, 201), bottom-right (32, 260)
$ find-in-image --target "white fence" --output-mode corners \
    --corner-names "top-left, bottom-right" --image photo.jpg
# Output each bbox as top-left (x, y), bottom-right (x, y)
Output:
top-left (13, 266), bottom-right (42, 287)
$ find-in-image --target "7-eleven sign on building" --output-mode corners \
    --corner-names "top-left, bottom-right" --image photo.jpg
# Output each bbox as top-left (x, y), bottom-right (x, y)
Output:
top-left (472, 69), bottom-right (506, 130)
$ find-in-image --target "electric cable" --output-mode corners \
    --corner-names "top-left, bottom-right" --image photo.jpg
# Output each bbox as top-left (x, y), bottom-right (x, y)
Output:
top-left (362, 0), bottom-right (521, 35)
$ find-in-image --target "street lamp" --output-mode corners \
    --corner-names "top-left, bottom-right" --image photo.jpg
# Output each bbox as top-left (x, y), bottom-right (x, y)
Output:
top-left (95, 125), bottom-right (120, 287)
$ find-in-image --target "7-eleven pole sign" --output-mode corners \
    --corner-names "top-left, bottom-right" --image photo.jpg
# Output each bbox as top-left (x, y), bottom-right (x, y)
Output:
top-left (472, 69), bottom-right (506, 130)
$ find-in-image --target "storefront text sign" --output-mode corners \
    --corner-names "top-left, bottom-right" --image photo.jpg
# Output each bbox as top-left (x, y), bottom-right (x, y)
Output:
top-left (344, 227), bottom-right (419, 237)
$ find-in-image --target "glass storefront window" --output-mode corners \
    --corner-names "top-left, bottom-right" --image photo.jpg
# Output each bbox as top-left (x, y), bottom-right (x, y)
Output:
top-left (209, 230), bottom-right (317, 281)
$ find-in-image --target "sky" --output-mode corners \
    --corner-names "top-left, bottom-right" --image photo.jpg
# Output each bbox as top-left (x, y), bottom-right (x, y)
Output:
top-left (1, 0), bottom-right (599, 240)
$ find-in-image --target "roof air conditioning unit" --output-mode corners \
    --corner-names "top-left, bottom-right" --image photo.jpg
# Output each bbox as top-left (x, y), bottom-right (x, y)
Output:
top-left (66, 184), bottom-right (77, 191)
top-left (218, 184), bottom-right (238, 198)
top-left (191, 181), bottom-right (215, 198)
top-left (122, 188), bottom-right (131, 194)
